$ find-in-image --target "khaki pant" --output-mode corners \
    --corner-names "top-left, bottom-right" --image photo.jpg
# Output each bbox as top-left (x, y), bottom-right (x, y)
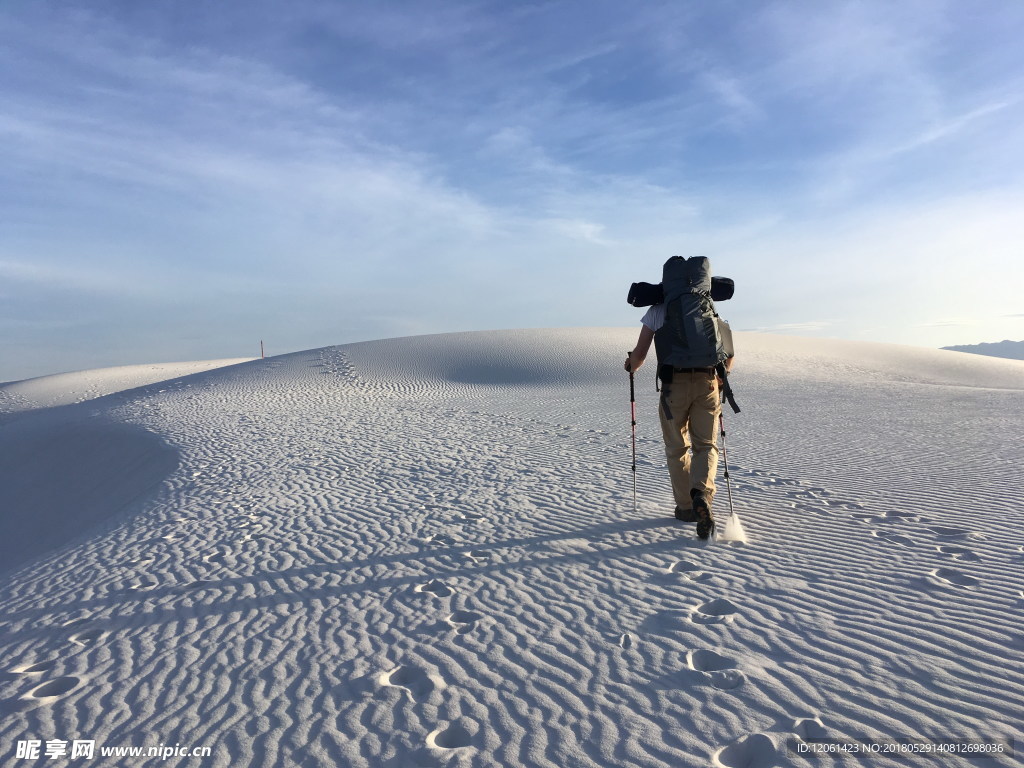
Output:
top-left (658, 371), bottom-right (720, 510)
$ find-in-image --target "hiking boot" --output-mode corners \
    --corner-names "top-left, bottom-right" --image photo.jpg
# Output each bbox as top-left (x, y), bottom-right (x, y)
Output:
top-left (674, 506), bottom-right (699, 522)
top-left (691, 491), bottom-right (715, 540)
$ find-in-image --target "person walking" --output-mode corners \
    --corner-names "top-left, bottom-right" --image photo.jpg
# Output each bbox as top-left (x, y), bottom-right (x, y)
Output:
top-left (623, 256), bottom-right (734, 539)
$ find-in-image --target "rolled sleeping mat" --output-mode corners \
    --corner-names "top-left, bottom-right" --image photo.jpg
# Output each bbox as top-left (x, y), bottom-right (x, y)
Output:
top-left (627, 276), bottom-right (734, 306)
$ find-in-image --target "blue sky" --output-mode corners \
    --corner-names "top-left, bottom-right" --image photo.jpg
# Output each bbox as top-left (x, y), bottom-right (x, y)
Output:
top-left (2, 0), bottom-right (1023, 381)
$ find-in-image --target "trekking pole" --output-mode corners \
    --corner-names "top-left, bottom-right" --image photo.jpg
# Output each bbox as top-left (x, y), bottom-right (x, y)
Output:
top-left (628, 353), bottom-right (637, 514)
top-left (718, 412), bottom-right (736, 522)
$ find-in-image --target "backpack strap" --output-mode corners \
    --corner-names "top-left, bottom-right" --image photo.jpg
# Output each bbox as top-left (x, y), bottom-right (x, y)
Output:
top-left (658, 364), bottom-right (674, 420)
top-left (716, 363), bottom-right (741, 414)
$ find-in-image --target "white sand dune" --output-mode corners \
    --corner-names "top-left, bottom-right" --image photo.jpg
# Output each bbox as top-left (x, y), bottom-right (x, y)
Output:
top-left (1, 329), bottom-right (1021, 767)
top-left (0, 359), bottom-right (255, 416)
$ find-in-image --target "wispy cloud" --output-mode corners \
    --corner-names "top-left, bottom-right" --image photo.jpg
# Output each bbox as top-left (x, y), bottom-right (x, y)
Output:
top-left (917, 319), bottom-right (975, 329)
top-left (698, 70), bottom-right (763, 128)
top-left (2, 1), bottom-right (1024, 379)
top-left (743, 322), bottom-right (833, 334)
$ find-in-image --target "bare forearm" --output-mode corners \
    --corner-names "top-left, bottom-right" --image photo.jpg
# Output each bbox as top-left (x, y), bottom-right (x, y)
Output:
top-left (625, 325), bottom-right (655, 372)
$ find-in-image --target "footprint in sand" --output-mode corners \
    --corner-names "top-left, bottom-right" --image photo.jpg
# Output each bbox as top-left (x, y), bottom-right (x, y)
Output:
top-left (887, 509), bottom-right (923, 522)
top-left (202, 550), bottom-right (230, 565)
top-left (792, 716), bottom-right (828, 742)
top-left (690, 598), bottom-right (741, 625)
top-left (936, 545), bottom-right (981, 562)
top-left (714, 733), bottom-right (778, 768)
top-left (928, 526), bottom-right (980, 541)
top-left (239, 520), bottom-right (265, 542)
top-left (128, 575), bottom-right (160, 592)
top-left (415, 579), bottom-right (455, 598)
top-left (378, 665), bottom-right (445, 702)
top-left (786, 487), bottom-right (833, 505)
top-left (873, 530), bottom-right (915, 547)
top-left (464, 550), bottom-right (490, 565)
top-left (837, 500), bottom-right (865, 511)
top-left (24, 676), bottom-right (82, 702)
top-left (686, 649), bottom-right (745, 690)
top-left (853, 513), bottom-right (888, 524)
top-left (930, 568), bottom-right (981, 589)
top-left (867, 510), bottom-right (924, 526)
top-left (11, 659), bottom-right (58, 676)
top-left (618, 633), bottom-right (634, 649)
top-left (426, 718), bottom-right (478, 751)
top-left (446, 610), bottom-right (484, 635)
top-left (425, 533), bottom-right (458, 547)
top-left (68, 628), bottom-right (104, 647)
top-left (667, 560), bottom-right (712, 581)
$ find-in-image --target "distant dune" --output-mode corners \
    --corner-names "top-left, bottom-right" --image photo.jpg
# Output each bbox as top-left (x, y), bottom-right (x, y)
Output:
top-left (0, 358), bottom-right (255, 415)
top-left (941, 339), bottom-right (1024, 360)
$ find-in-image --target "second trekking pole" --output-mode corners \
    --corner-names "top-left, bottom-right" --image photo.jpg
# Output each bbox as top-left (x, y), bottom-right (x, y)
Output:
top-left (715, 410), bottom-right (747, 542)
top-left (628, 353), bottom-right (637, 514)
top-left (719, 412), bottom-right (736, 522)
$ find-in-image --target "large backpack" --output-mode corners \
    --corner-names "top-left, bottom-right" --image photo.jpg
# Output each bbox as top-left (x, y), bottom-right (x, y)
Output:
top-left (654, 256), bottom-right (729, 370)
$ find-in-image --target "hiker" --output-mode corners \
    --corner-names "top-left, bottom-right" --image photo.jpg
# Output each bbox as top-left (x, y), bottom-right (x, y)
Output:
top-left (624, 256), bottom-right (735, 539)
